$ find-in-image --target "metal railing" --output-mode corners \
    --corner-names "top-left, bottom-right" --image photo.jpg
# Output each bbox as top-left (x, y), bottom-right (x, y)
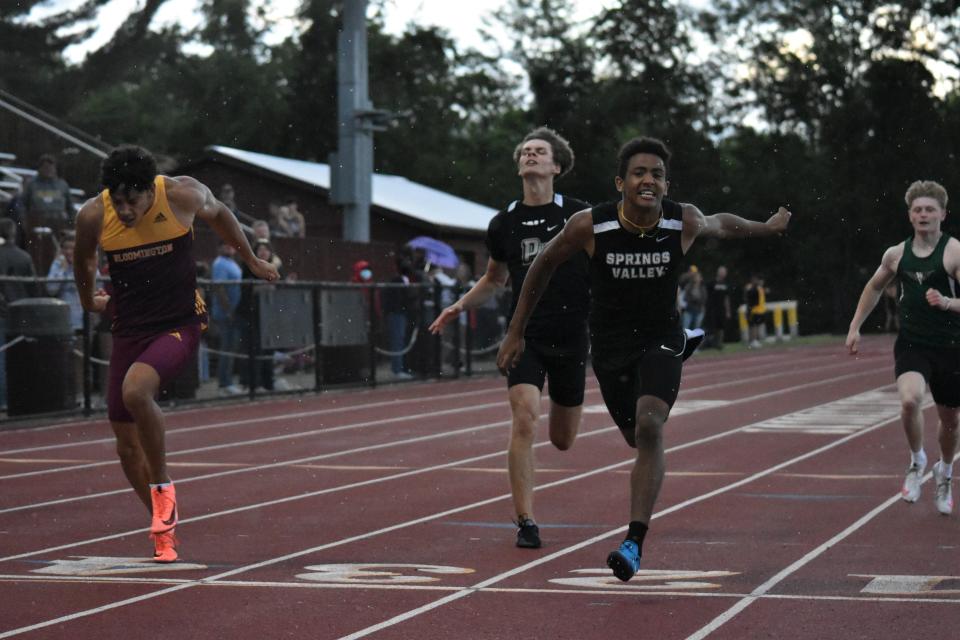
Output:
top-left (0, 276), bottom-right (511, 422)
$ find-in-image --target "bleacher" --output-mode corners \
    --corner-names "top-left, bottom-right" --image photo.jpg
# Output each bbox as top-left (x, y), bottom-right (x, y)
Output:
top-left (0, 151), bottom-right (85, 209)
top-left (0, 149), bottom-right (87, 274)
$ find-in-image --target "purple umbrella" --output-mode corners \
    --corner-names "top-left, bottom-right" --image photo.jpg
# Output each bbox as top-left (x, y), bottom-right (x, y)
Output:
top-left (406, 236), bottom-right (460, 269)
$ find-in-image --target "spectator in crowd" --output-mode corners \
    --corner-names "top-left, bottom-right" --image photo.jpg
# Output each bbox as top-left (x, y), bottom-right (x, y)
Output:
top-left (267, 201), bottom-right (282, 232)
top-left (680, 266), bottom-right (707, 330)
top-left (381, 251), bottom-right (416, 379)
top-left (470, 262), bottom-right (503, 350)
top-left (428, 263), bottom-right (459, 371)
top-left (251, 219), bottom-right (271, 242)
top-left (351, 259), bottom-right (378, 343)
top-left (275, 198), bottom-right (306, 238)
top-left (453, 262), bottom-right (474, 330)
top-left (250, 219), bottom-right (283, 268)
top-left (237, 239), bottom-right (287, 391)
top-left (24, 154), bottom-right (73, 234)
top-left (46, 231), bottom-right (85, 331)
top-left (745, 274), bottom-right (768, 348)
top-left (0, 218), bottom-right (38, 409)
top-left (352, 260), bottom-right (373, 284)
top-left (428, 263), bottom-right (457, 309)
top-left (704, 265), bottom-right (732, 349)
top-left (211, 241), bottom-right (243, 396)
top-left (219, 184), bottom-right (240, 216)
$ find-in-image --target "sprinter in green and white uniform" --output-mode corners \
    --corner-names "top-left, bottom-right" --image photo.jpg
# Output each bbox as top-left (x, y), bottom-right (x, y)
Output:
top-left (846, 180), bottom-right (960, 516)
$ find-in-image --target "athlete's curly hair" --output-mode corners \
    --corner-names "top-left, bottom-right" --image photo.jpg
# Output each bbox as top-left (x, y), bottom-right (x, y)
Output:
top-left (513, 126), bottom-right (575, 178)
top-left (904, 180), bottom-right (948, 210)
top-left (617, 137), bottom-right (671, 179)
top-left (100, 145), bottom-right (157, 194)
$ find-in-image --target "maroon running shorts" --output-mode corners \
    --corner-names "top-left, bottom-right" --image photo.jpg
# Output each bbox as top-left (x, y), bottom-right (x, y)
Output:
top-left (107, 324), bottom-right (201, 422)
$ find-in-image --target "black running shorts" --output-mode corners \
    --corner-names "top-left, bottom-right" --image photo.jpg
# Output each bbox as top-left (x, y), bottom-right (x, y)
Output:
top-left (506, 329), bottom-right (588, 407)
top-left (894, 337), bottom-right (960, 408)
top-left (592, 330), bottom-right (686, 434)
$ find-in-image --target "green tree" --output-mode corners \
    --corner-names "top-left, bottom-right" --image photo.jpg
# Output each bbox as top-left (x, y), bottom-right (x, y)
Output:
top-left (0, 0), bottom-right (109, 110)
top-left (713, 0), bottom-right (960, 331)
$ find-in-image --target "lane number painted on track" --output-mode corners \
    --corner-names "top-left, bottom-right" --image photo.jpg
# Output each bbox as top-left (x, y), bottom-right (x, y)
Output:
top-left (551, 568), bottom-right (739, 590)
top-left (852, 574), bottom-right (960, 596)
top-left (585, 400), bottom-right (729, 416)
top-left (297, 563), bottom-right (474, 584)
top-left (31, 556), bottom-right (207, 576)
top-left (744, 389), bottom-right (903, 435)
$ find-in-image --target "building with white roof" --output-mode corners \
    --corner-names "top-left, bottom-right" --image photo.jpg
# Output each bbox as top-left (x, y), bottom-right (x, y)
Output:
top-left (180, 145), bottom-right (497, 280)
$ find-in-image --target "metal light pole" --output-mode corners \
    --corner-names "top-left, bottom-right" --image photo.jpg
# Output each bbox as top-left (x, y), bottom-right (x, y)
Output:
top-left (331, 0), bottom-right (389, 243)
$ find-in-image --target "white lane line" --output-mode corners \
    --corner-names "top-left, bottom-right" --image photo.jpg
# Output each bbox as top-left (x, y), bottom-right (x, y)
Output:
top-left (0, 344), bottom-right (872, 446)
top-left (744, 388), bottom-right (905, 435)
top-left (0, 418), bottom-right (508, 521)
top-left (334, 410), bottom-right (905, 640)
top-left (0, 420), bottom-right (611, 562)
top-left (683, 486), bottom-right (916, 640)
top-left (0, 384), bottom-right (508, 456)
top-left (0, 371), bottom-right (889, 516)
top-left (0, 400), bottom-right (507, 480)
top-left (0, 387), bottom-right (902, 638)
top-left (1, 575), bottom-right (957, 606)
top-left (682, 360), bottom-right (885, 397)
top-left (0, 350), bottom-right (884, 458)
top-left (0, 378), bottom-right (514, 440)
top-left (0, 378), bottom-right (892, 562)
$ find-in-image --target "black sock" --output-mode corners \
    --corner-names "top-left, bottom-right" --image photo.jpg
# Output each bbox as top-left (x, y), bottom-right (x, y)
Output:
top-left (626, 521), bottom-right (648, 554)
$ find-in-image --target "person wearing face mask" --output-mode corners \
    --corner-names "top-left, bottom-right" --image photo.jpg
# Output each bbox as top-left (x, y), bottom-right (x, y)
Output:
top-left (352, 260), bottom-right (373, 284)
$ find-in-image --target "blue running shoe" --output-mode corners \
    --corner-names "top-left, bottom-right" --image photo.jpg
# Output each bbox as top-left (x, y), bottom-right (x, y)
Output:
top-left (682, 328), bottom-right (705, 362)
top-left (606, 539), bottom-right (640, 582)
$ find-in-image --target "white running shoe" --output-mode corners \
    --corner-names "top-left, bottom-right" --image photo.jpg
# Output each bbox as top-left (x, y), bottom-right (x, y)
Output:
top-left (901, 462), bottom-right (925, 503)
top-left (933, 463), bottom-right (953, 515)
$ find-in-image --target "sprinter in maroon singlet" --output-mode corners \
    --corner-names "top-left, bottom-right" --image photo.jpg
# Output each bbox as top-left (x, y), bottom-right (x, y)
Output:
top-left (74, 146), bottom-right (279, 562)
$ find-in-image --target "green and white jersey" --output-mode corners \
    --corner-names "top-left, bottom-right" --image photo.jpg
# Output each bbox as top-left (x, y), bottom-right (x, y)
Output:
top-left (897, 234), bottom-right (960, 347)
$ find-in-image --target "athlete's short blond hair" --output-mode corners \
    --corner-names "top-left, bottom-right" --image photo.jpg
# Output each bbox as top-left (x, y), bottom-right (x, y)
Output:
top-left (904, 180), bottom-right (948, 210)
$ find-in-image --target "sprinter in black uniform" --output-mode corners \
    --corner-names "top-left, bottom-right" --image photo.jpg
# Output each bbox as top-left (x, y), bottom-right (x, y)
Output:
top-left (497, 137), bottom-right (791, 580)
top-left (430, 127), bottom-right (590, 549)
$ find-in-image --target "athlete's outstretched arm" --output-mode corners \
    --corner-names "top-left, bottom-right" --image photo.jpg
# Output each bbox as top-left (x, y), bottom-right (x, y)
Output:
top-left (846, 245), bottom-right (900, 354)
top-left (681, 204), bottom-right (791, 251)
top-left (73, 198), bottom-right (110, 313)
top-left (496, 209), bottom-right (593, 373)
top-left (185, 178), bottom-right (279, 282)
top-left (429, 258), bottom-right (508, 334)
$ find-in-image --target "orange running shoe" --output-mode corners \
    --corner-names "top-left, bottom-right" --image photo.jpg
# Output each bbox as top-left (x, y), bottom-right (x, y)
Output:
top-left (152, 530), bottom-right (178, 563)
top-left (150, 483), bottom-right (178, 534)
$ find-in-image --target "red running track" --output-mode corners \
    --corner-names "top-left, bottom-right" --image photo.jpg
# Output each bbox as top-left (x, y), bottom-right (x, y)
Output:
top-left (0, 335), bottom-right (957, 639)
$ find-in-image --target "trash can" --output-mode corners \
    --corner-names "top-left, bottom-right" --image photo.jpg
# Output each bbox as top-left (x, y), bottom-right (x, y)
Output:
top-left (319, 289), bottom-right (371, 384)
top-left (6, 298), bottom-right (76, 416)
